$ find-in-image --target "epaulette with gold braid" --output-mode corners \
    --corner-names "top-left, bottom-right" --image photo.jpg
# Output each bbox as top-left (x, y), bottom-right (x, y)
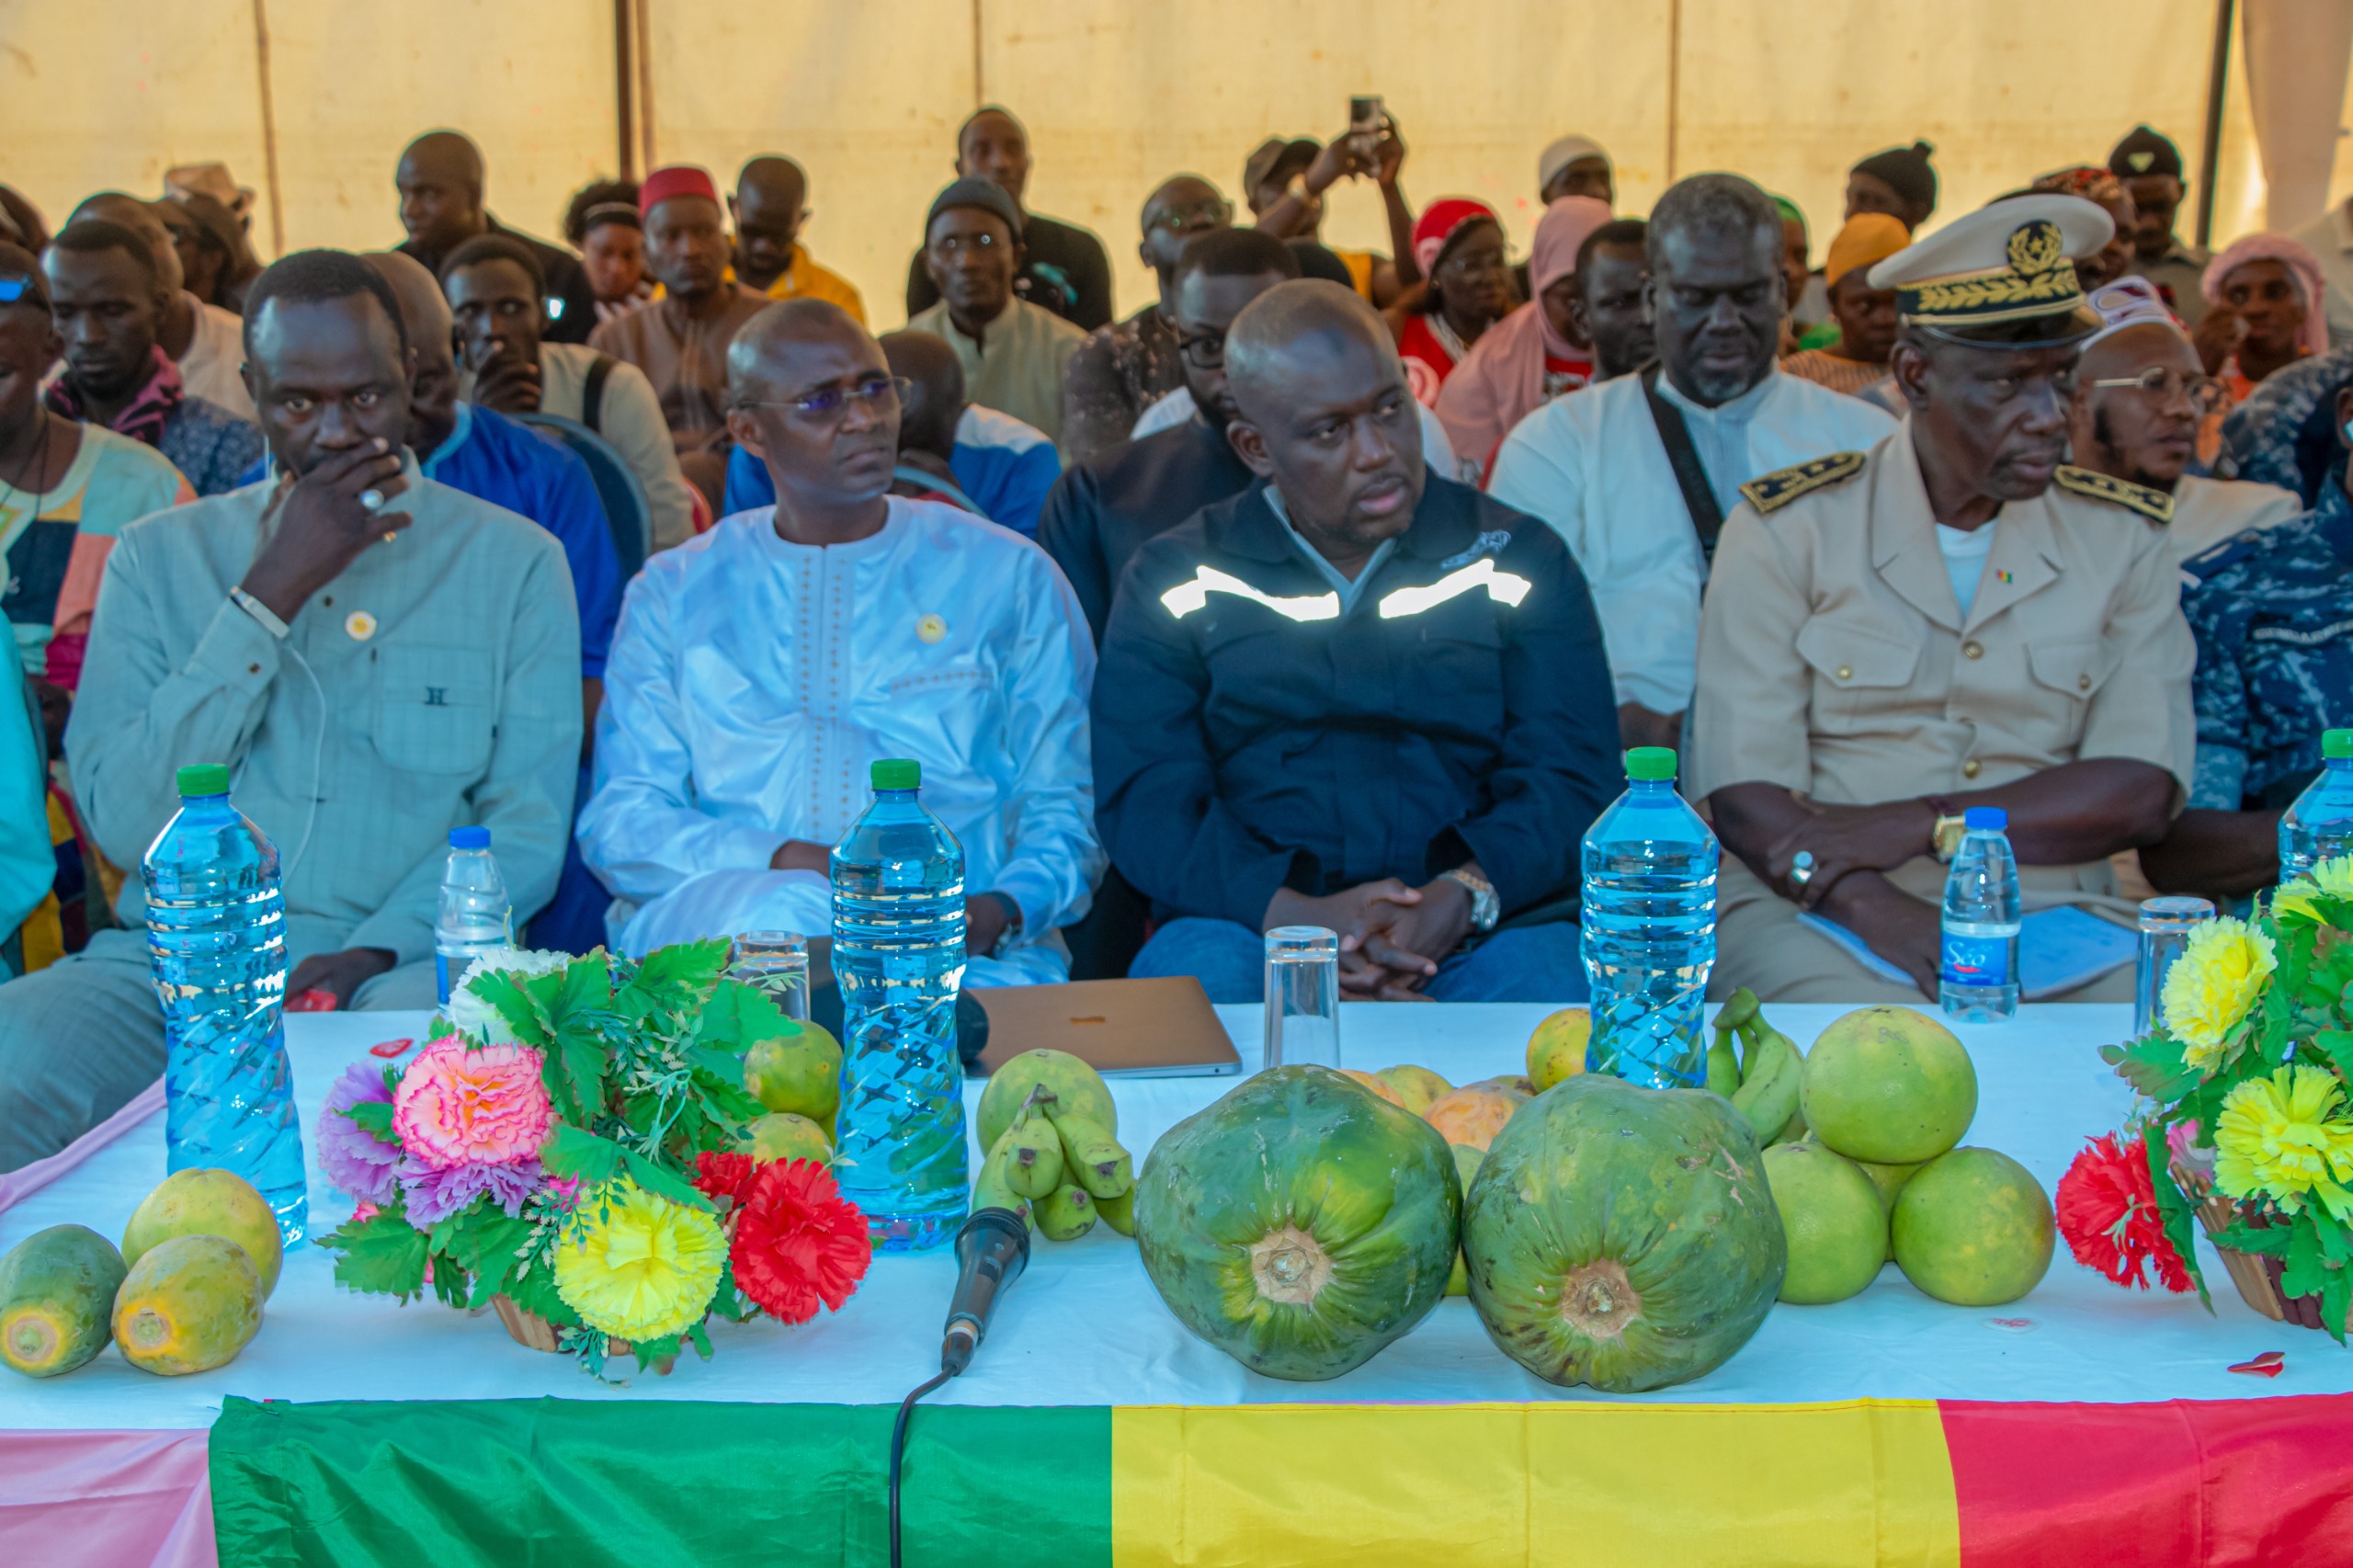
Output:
top-left (2053, 464), bottom-right (2174, 524)
top-left (1737, 451), bottom-right (1867, 515)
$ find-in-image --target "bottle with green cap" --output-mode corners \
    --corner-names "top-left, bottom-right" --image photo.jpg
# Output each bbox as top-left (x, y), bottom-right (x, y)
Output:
top-left (2279, 727), bottom-right (2353, 884)
top-left (142, 762), bottom-right (307, 1244)
top-left (830, 757), bottom-right (970, 1251)
top-left (1580, 745), bottom-right (1721, 1088)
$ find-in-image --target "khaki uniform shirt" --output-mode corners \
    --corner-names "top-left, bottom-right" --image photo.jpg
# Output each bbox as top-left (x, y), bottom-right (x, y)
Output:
top-left (2168, 473), bottom-right (2301, 566)
top-left (1692, 422), bottom-right (2195, 906)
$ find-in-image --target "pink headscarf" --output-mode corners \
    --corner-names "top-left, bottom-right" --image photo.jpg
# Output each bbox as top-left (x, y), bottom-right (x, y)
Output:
top-left (2202, 233), bottom-right (2331, 357)
top-left (1433, 196), bottom-right (1615, 470)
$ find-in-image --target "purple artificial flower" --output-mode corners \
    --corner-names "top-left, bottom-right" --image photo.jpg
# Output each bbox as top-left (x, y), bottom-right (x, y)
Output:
top-left (399, 1156), bottom-right (546, 1227)
top-left (316, 1062), bottom-right (401, 1206)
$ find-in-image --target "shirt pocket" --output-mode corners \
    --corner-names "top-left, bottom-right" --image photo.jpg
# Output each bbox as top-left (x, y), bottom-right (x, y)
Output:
top-left (372, 646), bottom-right (495, 777)
top-left (2024, 638), bottom-right (2110, 740)
top-left (1795, 618), bottom-right (1920, 728)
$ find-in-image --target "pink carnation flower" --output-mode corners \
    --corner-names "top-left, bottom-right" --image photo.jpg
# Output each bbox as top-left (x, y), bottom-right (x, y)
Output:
top-left (391, 1036), bottom-right (555, 1169)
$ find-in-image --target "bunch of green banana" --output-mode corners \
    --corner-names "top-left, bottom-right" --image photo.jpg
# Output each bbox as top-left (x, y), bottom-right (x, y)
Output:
top-left (1704, 988), bottom-right (1807, 1145)
top-left (972, 1085), bottom-right (1138, 1242)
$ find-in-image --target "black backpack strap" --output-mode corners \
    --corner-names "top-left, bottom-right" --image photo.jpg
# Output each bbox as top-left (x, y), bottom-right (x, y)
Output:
top-left (581, 352), bottom-right (616, 434)
top-left (1639, 363), bottom-right (1726, 562)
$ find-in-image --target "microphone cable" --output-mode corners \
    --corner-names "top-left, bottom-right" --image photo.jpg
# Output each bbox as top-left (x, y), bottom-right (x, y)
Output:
top-left (888, 1369), bottom-right (952, 1568)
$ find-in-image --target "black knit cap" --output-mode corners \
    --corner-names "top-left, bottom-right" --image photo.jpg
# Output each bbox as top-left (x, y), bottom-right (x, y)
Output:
top-left (1851, 141), bottom-right (1938, 214)
top-left (2108, 124), bottom-right (2185, 181)
top-left (925, 176), bottom-right (1025, 242)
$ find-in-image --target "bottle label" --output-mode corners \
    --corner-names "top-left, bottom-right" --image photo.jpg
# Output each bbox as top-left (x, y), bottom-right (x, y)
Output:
top-left (1940, 931), bottom-right (2012, 988)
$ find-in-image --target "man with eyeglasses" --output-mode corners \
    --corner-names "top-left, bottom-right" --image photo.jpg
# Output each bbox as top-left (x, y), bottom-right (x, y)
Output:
top-left (580, 299), bottom-right (1099, 980)
top-left (1095, 279), bottom-right (1619, 1005)
top-left (1694, 197), bottom-right (2194, 1003)
top-left (1039, 228), bottom-right (1301, 642)
top-left (907, 178), bottom-right (1088, 449)
top-left (2064, 277), bottom-right (2299, 564)
top-left (1491, 174), bottom-right (1894, 754)
top-left (1060, 176), bottom-right (1234, 466)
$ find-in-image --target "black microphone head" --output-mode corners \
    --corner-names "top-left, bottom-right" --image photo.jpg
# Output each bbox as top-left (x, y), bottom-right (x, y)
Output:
top-left (958, 1205), bottom-right (1032, 1278)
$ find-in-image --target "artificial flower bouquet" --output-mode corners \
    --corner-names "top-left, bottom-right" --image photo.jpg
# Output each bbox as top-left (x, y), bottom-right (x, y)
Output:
top-left (314, 939), bottom-right (870, 1376)
top-left (2072, 858), bottom-right (2353, 1339)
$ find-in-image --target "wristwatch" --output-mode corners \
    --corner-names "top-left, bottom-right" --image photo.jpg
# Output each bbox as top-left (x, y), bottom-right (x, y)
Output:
top-left (1442, 867), bottom-right (1501, 933)
top-left (1927, 798), bottom-right (1968, 863)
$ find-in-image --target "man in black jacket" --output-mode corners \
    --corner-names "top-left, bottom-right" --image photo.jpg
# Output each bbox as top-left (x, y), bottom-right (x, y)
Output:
top-left (1039, 228), bottom-right (1299, 640)
top-left (1096, 280), bottom-right (1620, 1003)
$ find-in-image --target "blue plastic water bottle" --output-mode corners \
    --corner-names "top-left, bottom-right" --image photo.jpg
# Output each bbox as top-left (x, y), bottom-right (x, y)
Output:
top-left (2279, 728), bottom-right (2353, 883)
top-left (1582, 746), bottom-right (1720, 1088)
top-left (143, 763), bottom-right (308, 1244)
top-left (830, 758), bottom-right (970, 1251)
top-left (434, 826), bottom-right (511, 1005)
top-left (1940, 806), bottom-right (2022, 1023)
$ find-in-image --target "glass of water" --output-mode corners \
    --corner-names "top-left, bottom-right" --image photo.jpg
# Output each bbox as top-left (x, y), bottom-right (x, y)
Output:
top-left (729, 930), bottom-right (812, 1021)
top-left (1264, 926), bottom-right (1341, 1071)
top-left (2135, 897), bottom-right (2215, 1039)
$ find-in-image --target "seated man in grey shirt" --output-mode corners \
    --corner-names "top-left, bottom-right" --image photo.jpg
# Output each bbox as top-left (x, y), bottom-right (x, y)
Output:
top-left (0, 249), bottom-right (583, 1172)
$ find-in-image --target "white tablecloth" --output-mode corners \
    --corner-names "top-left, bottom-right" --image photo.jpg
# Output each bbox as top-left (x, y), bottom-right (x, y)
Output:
top-left (3, 1002), bottom-right (2345, 1432)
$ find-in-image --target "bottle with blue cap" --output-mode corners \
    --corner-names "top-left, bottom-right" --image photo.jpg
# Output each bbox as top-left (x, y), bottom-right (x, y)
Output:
top-left (144, 763), bottom-right (308, 1243)
top-left (434, 824), bottom-right (511, 1005)
top-left (831, 757), bottom-right (970, 1251)
top-left (1939, 806), bottom-right (2021, 1022)
top-left (2279, 728), bottom-right (2353, 886)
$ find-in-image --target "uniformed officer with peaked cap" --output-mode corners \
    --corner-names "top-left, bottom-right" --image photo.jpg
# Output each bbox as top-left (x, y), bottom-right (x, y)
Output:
top-left (1690, 195), bottom-right (2197, 1002)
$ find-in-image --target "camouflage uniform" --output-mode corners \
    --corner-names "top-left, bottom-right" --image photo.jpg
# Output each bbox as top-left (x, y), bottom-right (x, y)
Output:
top-left (2180, 482), bottom-right (2353, 811)
top-left (2211, 342), bottom-right (2353, 506)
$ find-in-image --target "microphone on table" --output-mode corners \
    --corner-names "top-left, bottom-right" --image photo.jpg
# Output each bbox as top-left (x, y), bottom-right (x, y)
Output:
top-left (891, 1207), bottom-right (1033, 1568)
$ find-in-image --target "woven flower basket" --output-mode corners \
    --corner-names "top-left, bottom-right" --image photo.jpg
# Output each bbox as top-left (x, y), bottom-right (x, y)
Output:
top-left (492, 1293), bottom-right (674, 1372)
top-left (2172, 1162), bottom-right (2347, 1334)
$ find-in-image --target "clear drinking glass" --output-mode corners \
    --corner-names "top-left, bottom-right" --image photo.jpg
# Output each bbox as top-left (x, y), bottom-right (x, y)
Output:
top-left (1263, 926), bottom-right (1341, 1071)
top-left (729, 930), bottom-right (812, 1021)
top-left (2135, 896), bottom-right (2215, 1038)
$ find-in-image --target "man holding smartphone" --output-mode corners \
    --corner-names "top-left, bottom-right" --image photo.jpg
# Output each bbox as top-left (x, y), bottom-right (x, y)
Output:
top-left (1245, 102), bottom-right (1418, 308)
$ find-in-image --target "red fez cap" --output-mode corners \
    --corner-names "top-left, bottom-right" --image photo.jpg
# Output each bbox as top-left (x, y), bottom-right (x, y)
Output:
top-left (638, 165), bottom-right (720, 217)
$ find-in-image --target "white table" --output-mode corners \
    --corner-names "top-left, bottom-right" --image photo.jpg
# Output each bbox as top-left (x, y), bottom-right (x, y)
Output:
top-left (2, 1001), bottom-right (2345, 1433)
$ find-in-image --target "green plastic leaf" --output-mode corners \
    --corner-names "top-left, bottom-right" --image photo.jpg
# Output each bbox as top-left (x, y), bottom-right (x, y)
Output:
top-left (694, 977), bottom-right (794, 1053)
top-left (2211, 1221), bottom-right (2290, 1256)
top-left (687, 1321), bottom-right (714, 1360)
top-left (540, 1123), bottom-right (625, 1187)
top-left (470, 969), bottom-right (553, 1048)
top-left (2312, 1030), bottom-right (2353, 1084)
top-left (426, 1015), bottom-right (459, 1042)
top-left (502, 1259), bottom-right (578, 1327)
top-left (2143, 1125), bottom-right (2211, 1310)
top-left (343, 1099), bottom-right (400, 1145)
top-left (2324, 1260), bottom-right (2352, 1346)
top-left (620, 1148), bottom-right (714, 1211)
top-left (2112, 1034), bottom-right (2202, 1104)
top-left (626, 1331), bottom-right (685, 1370)
top-left (324, 1211), bottom-right (431, 1303)
top-left (2281, 1214), bottom-right (2328, 1301)
top-left (631, 939), bottom-right (730, 1007)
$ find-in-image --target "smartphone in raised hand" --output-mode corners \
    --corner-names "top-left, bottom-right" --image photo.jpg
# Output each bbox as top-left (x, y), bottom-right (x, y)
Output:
top-left (1347, 95), bottom-right (1383, 165)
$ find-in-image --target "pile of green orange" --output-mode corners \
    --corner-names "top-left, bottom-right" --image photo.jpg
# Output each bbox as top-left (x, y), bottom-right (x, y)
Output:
top-left (1754, 1002), bottom-right (2055, 1309)
top-left (2, 1168), bottom-right (284, 1378)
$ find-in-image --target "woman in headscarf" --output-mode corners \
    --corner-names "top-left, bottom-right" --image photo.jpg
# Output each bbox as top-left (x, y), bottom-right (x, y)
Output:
top-left (1385, 198), bottom-right (1515, 405)
top-left (1432, 195), bottom-right (1613, 472)
top-left (2193, 233), bottom-right (2329, 462)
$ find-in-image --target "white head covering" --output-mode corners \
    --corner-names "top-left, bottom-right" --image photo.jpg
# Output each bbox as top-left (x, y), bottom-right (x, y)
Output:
top-left (1538, 135), bottom-right (1610, 193)
top-left (2084, 276), bottom-right (2188, 350)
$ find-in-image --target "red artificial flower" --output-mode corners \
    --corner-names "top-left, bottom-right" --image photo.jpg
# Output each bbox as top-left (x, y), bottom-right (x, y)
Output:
top-left (2056, 1131), bottom-right (2193, 1294)
top-left (694, 1150), bottom-right (756, 1206)
top-left (730, 1158), bottom-right (872, 1324)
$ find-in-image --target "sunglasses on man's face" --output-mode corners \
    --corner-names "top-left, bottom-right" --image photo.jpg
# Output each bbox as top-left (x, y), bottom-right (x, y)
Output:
top-left (0, 276), bottom-right (44, 309)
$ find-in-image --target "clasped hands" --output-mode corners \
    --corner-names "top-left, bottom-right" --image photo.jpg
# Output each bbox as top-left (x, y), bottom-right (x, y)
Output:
top-left (1265, 874), bottom-right (1474, 1003)
top-left (1758, 797), bottom-right (1942, 996)
top-left (770, 839), bottom-right (1011, 958)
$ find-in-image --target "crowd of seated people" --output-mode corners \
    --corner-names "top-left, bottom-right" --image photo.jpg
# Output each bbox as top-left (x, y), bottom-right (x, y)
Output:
top-left (2, 111), bottom-right (2348, 1174)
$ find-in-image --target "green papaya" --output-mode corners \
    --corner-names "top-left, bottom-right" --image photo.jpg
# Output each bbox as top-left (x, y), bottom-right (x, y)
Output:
top-left (1, 1224), bottom-right (127, 1378)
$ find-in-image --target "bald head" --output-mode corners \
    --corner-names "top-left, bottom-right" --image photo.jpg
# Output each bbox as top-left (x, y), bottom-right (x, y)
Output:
top-left (728, 298), bottom-right (873, 402)
top-left (1224, 279), bottom-right (1423, 554)
top-left (70, 193), bottom-right (183, 292)
top-left (1225, 279), bottom-right (1401, 416)
top-left (396, 131), bottom-right (488, 256)
top-left (725, 300), bottom-right (900, 517)
top-left (880, 329), bottom-right (965, 459)
top-left (367, 251), bottom-right (460, 450)
top-left (1140, 174), bottom-right (1232, 278)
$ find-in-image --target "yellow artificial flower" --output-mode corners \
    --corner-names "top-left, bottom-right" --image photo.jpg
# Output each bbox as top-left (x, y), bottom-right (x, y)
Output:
top-left (2161, 916), bottom-right (2277, 1069)
top-left (554, 1180), bottom-right (724, 1342)
top-left (2272, 854), bottom-right (2353, 923)
top-left (2213, 1065), bottom-right (2353, 1217)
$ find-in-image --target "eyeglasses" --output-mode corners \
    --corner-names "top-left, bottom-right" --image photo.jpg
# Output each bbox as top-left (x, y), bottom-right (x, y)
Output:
top-left (2087, 367), bottom-right (2227, 415)
top-left (1146, 199), bottom-right (1234, 234)
top-left (1177, 329), bottom-right (1227, 369)
top-left (0, 276), bottom-right (43, 309)
top-left (738, 373), bottom-right (908, 422)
